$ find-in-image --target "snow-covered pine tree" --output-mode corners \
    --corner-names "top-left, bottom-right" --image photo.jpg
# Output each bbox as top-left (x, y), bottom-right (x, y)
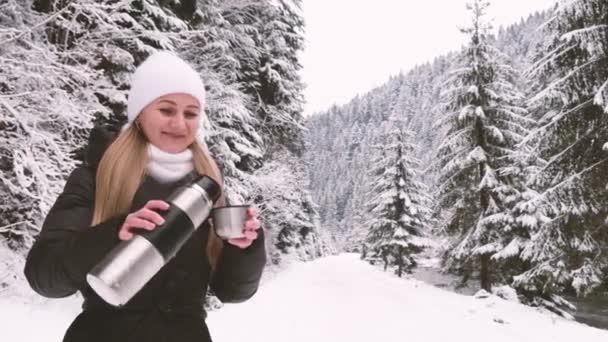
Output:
top-left (184, 0), bottom-right (329, 262)
top-left (343, 181), bottom-right (368, 253)
top-left (0, 0), bottom-right (101, 248)
top-left (363, 115), bottom-right (430, 274)
top-left (363, 144), bottom-right (392, 269)
top-left (177, 0), bottom-right (264, 204)
top-left (257, 0), bottom-right (306, 152)
top-left (434, 0), bottom-right (534, 291)
top-left (33, 0), bottom-right (192, 129)
top-left (340, 121), bottom-right (369, 253)
top-left (251, 149), bottom-right (333, 265)
top-left (515, 0), bottom-right (608, 298)
top-left (387, 125), bottom-right (431, 276)
top-left (222, 0), bottom-right (306, 153)
top-left (492, 11), bottom-right (550, 71)
top-left (488, 146), bottom-right (548, 288)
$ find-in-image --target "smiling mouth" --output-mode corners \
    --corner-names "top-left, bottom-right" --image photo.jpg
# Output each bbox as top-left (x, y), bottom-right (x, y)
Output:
top-left (162, 132), bottom-right (187, 138)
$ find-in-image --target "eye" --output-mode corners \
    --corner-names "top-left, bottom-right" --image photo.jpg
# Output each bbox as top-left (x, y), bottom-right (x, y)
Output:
top-left (185, 111), bottom-right (199, 119)
top-left (159, 108), bottom-right (174, 115)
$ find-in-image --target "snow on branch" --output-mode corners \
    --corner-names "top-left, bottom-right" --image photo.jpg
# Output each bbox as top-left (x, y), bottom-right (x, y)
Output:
top-left (594, 79), bottom-right (608, 113)
top-left (528, 56), bottom-right (603, 106)
top-left (533, 158), bottom-right (608, 207)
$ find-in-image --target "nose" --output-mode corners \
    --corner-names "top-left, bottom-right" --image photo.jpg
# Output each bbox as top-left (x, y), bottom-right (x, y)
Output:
top-left (170, 113), bottom-right (187, 131)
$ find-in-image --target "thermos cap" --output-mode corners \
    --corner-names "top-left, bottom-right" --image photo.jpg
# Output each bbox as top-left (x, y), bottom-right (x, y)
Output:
top-left (195, 176), bottom-right (221, 202)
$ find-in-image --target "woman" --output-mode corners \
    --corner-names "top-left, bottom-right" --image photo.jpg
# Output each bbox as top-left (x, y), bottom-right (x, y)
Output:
top-left (24, 51), bottom-right (266, 342)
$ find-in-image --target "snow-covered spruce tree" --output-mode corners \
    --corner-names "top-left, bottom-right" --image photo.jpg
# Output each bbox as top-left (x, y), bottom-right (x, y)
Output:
top-left (487, 148), bottom-right (549, 288)
top-left (0, 0), bottom-right (100, 248)
top-left (186, 1), bottom-right (328, 261)
top-left (434, 0), bottom-right (534, 291)
top-left (302, 111), bottom-right (345, 250)
top-left (33, 0), bottom-right (192, 129)
top-left (257, 0), bottom-right (306, 153)
top-left (493, 11), bottom-right (551, 72)
top-left (342, 181), bottom-right (368, 253)
top-left (363, 115), bottom-right (430, 275)
top-left (222, 0), bottom-right (306, 153)
top-left (363, 145), bottom-right (391, 269)
top-left (251, 149), bottom-right (334, 265)
top-left (179, 0), bottom-right (264, 204)
top-left (515, 0), bottom-right (608, 298)
top-left (341, 122), bottom-right (369, 253)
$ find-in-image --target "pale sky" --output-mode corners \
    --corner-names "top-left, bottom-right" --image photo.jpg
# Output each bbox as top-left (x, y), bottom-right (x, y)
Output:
top-left (300, 0), bottom-right (557, 116)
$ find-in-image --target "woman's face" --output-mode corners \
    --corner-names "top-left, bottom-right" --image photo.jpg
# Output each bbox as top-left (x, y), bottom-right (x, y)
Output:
top-left (137, 93), bottom-right (202, 153)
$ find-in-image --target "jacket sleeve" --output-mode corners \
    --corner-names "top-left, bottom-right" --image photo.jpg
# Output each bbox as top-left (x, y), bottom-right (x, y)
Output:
top-left (24, 167), bottom-right (124, 298)
top-left (210, 228), bottom-right (267, 303)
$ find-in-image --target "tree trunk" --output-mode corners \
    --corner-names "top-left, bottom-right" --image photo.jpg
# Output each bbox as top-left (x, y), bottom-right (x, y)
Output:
top-left (480, 254), bottom-right (491, 291)
top-left (397, 249), bottom-right (403, 277)
top-left (475, 115), bottom-right (491, 292)
top-left (382, 249), bottom-right (389, 271)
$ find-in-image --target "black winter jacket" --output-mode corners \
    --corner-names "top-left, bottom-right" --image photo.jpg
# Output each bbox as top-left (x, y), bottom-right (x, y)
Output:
top-left (24, 127), bottom-right (266, 342)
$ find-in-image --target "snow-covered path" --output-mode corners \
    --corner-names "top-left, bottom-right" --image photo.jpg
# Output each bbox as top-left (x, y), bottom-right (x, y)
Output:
top-left (3, 253), bottom-right (608, 341)
top-left (208, 253), bottom-right (608, 342)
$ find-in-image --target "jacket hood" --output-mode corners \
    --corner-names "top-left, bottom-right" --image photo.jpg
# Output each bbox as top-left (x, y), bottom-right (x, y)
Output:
top-left (85, 125), bottom-right (119, 171)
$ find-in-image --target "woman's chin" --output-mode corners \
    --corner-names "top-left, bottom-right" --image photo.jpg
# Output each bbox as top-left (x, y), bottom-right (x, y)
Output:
top-left (157, 142), bottom-right (190, 153)
top-left (150, 135), bottom-right (195, 153)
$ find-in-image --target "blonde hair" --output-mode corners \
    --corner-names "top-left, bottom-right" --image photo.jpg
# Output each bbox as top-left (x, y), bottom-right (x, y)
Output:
top-left (92, 124), bottom-right (225, 268)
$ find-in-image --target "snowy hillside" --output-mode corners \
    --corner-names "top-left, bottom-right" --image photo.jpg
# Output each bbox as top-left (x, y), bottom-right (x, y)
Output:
top-left (4, 254), bottom-right (607, 342)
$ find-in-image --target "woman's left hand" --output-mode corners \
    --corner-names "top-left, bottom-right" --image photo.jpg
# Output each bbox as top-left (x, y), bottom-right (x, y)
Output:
top-left (227, 207), bottom-right (262, 249)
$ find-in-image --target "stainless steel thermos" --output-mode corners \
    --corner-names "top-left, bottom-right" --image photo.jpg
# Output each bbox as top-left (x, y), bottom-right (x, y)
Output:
top-left (86, 175), bottom-right (221, 306)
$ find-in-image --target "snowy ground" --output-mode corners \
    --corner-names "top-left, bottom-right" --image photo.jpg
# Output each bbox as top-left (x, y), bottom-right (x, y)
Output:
top-left (3, 253), bottom-right (608, 342)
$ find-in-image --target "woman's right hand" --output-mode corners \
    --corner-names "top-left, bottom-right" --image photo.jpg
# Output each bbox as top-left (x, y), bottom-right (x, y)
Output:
top-left (118, 200), bottom-right (170, 240)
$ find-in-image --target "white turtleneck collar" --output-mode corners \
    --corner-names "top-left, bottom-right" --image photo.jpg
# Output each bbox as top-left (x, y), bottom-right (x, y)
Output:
top-left (146, 144), bottom-right (194, 183)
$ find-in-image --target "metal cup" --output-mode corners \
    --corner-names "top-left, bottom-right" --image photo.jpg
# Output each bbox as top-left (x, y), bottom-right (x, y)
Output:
top-left (211, 205), bottom-right (249, 239)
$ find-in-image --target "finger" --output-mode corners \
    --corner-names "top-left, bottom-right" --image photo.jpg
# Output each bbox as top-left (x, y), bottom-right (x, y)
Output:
top-left (146, 200), bottom-right (170, 211)
top-left (137, 208), bottom-right (165, 225)
top-left (126, 217), bottom-right (156, 231)
top-left (247, 207), bottom-right (258, 218)
top-left (243, 230), bottom-right (258, 240)
top-left (245, 220), bottom-right (261, 231)
top-left (227, 238), bottom-right (251, 249)
top-left (119, 229), bottom-right (134, 241)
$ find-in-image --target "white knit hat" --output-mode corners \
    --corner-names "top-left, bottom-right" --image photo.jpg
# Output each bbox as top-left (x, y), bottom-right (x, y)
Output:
top-left (126, 51), bottom-right (206, 123)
